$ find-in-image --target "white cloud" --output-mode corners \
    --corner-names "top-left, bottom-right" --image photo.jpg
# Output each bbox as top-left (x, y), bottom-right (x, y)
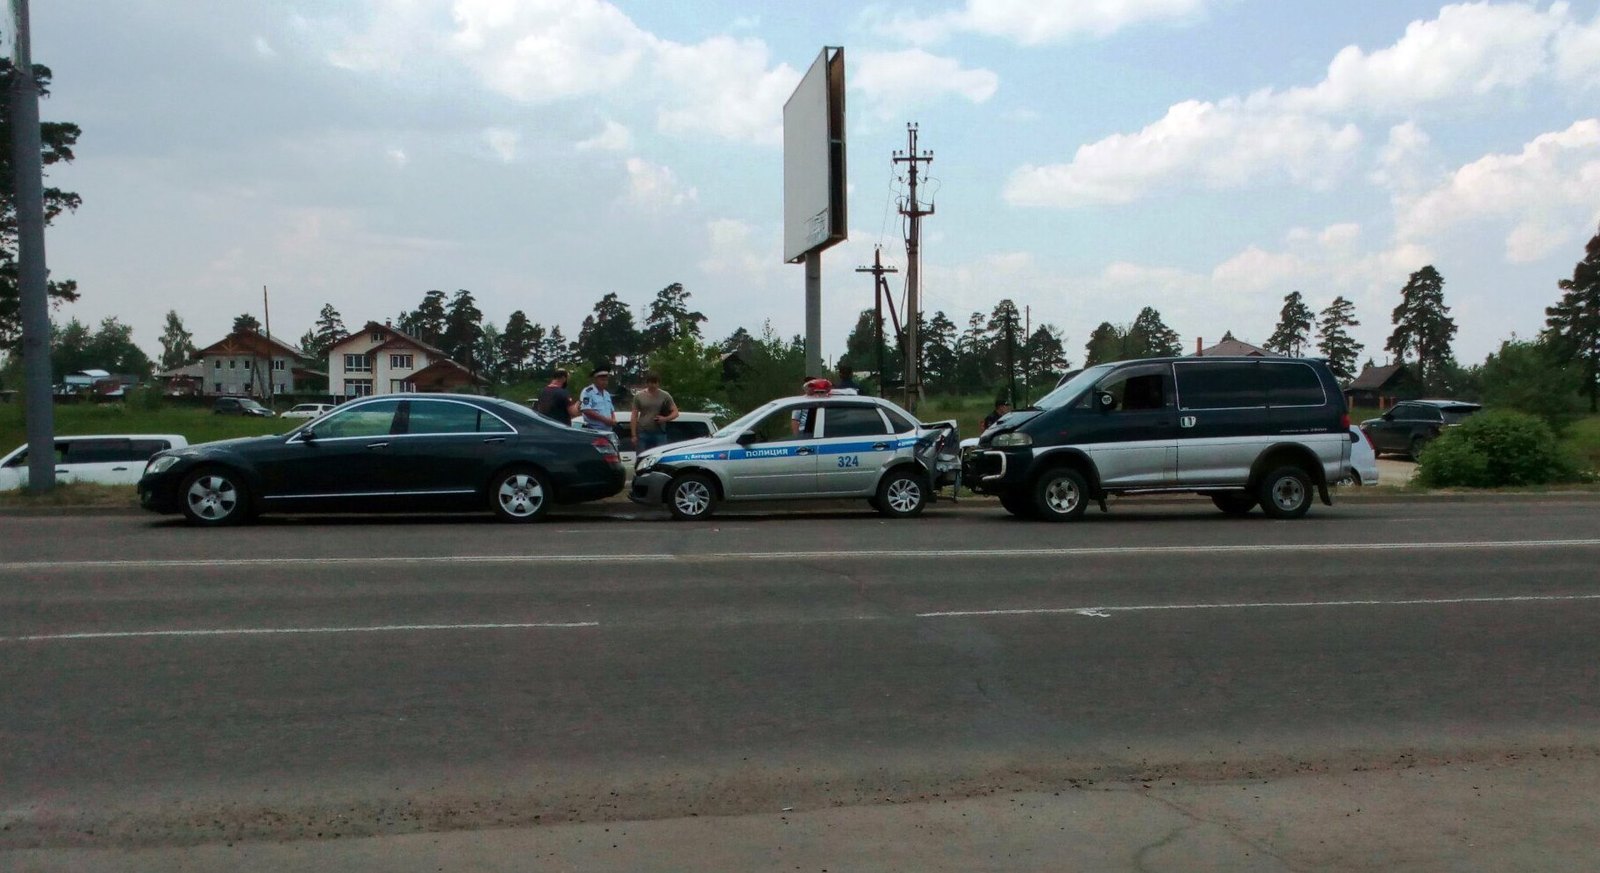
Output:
top-left (1005, 99), bottom-right (1361, 207)
top-left (651, 36), bottom-right (799, 145)
top-left (625, 158), bottom-right (697, 209)
top-left (447, 0), bottom-right (649, 101)
top-left (253, 36), bottom-right (277, 58)
top-left (878, 0), bottom-right (1213, 46)
top-left (1399, 119), bottom-right (1600, 263)
top-left (1281, 2), bottom-right (1567, 115)
top-left (852, 49), bottom-right (999, 117)
top-left (386, 147), bottom-right (409, 168)
top-left (483, 127), bottom-right (519, 162)
top-left (575, 119), bottom-right (633, 152)
top-left (699, 218), bottom-right (779, 283)
top-left (1010, 3), bottom-right (1600, 208)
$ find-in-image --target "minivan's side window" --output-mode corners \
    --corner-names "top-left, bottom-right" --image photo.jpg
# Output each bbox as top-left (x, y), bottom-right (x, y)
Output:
top-left (1263, 362), bottom-right (1326, 407)
top-left (312, 400), bottom-right (401, 439)
top-left (1088, 366), bottom-right (1173, 412)
top-left (1175, 362), bottom-right (1263, 410)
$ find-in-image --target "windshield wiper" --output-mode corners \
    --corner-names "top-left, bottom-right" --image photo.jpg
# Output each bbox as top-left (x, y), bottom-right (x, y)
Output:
top-left (1018, 406), bottom-right (1042, 412)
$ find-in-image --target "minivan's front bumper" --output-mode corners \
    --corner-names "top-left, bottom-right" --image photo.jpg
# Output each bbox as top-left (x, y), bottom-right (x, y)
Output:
top-left (962, 449), bottom-right (1027, 494)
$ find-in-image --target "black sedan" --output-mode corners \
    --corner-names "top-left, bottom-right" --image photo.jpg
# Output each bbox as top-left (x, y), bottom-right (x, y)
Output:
top-left (140, 394), bottom-right (624, 525)
top-left (1361, 399), bottom-right (1482, 458)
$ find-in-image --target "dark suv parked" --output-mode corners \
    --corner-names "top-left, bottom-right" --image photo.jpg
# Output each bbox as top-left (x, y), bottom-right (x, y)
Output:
top-left (1361, 400), bottom-right (1481, 458)
top-left (963, 356), bottom-right (1350, 520)
top-left (213, 396), bottom-right (274, 417)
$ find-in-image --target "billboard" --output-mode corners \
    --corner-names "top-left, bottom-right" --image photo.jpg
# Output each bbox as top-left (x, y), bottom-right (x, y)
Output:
top-left (783, 48), bottom-right (847, 264)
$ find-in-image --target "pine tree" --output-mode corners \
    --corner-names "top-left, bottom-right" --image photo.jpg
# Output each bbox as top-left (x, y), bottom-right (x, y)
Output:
top-left (157, 310), bottom-right (196, 370)
top-left (0, 62), bottom-right (81, 347)
top-left (923, 310), bottom-right (958, 393)
top-left (1128, 307), bottom-right (1180, 358)
top-left (1386, 265), bottom-right (1458, 389)
top-left (441, 289), bottom-right (485, 369)
top-left (499, 310), bottom-right (539, 381)
top-left (1544, 223), bottom-right (1600, 412)
top-left (299, 304), bottom-right (346, 363)
top-left (576, 292), bottom-right (640, 371)
top-left (1022, 324), bottom-right (1069, 390)
top-left (398, 290), bottom-right (449, 345)
top-left (1316, 296), bottom-right (1364, 382)
top-left (955, 311), bottom-right (992, 393)
top-left (232, 313), bottom-right (261, 334)
top-left (642, 282), bottom-right (706, 353)
top-left (1266, 291), bottom-right (1315, 356)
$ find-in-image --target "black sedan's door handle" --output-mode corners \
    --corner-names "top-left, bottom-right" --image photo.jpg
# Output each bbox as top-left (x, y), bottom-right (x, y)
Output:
top-left (112, 466), bottom-right (129, 471)
top-left (366, 441), bottom-right (389, 449)
top-left (483, 437), bottom-right (507, 444)
top-left (795, 447), bottom-right (815, 456)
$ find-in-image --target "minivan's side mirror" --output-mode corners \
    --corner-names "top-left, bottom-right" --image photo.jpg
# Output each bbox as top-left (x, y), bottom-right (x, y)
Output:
top-left (1096, 391), bottom-right (1115, 411)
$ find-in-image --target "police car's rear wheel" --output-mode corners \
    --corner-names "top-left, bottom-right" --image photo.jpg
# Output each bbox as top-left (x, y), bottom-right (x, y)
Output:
top-left (875, 469), bottom-right (928, 518)
top-left (1033, 467), bottom-right (1089, 522)
top-left (668, 473), bottom-right (717, 521)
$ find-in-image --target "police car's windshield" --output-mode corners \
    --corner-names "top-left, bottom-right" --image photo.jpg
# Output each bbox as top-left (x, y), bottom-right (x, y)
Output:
top-left (718, 399), bottom-right (787, 437)
top-left (1033, 364), bottom-right (1115, 410)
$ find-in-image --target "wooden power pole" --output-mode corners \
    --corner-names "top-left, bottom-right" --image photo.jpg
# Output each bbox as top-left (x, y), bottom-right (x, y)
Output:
top-left (855, 247), bottom-right (898, 396)
top-left (892, 124), bottom-right (933, 411)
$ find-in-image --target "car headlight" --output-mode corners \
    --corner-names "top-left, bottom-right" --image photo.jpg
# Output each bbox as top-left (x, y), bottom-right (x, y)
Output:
top-left (636, 454), bottom-right (657, 473)
top-left (991, 432), bottom-right (1032, 448)
top-left (146, 456), bottom-right (180, 475)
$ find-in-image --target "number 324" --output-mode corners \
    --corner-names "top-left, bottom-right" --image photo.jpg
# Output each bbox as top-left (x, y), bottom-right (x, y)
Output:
top-left (836, 456), bottom-right (860, 468)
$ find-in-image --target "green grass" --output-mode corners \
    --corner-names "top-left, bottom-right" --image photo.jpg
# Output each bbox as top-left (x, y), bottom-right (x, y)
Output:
top-left (1561, 414), bottom-right (1600, 472)
top-left (0, 401), bottom-right (295, 454)
top-left (0, 481), bottom-right (136, 508)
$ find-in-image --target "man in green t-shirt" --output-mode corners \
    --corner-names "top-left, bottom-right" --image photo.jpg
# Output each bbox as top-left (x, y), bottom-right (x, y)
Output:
top-left (630, 371), bottom-right (679, 454)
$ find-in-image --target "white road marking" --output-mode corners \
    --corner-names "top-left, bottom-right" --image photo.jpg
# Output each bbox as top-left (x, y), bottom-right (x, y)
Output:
top-left (918, 593), bottom-right (1600, 619)
top-left (5, 538), bottom-right (1600, 572)
top-left (1, 621), bottom-right (598, 643)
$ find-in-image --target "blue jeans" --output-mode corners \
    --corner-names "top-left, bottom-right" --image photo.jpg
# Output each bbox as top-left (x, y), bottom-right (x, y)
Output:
top-left (636, 430), bottom-right (669, 451)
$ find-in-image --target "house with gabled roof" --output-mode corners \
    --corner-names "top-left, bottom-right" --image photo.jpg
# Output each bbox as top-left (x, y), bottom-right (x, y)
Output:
top-left (195, 328), bottom-right (304, 397)
top-left (326, 320), bottom-right (483, 398)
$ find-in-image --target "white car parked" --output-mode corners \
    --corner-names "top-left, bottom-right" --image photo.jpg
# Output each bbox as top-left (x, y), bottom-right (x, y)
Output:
top-left (1345, 425), bottom-right (1379, 486)
top-left (570, 410), bottom-right (720, 467)
top-left (280, 403), bottom-right (336, 420)
top-left (0, 434), bottom-right (189, 490)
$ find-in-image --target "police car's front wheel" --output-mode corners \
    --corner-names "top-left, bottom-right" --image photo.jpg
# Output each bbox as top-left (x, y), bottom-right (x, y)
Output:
top-left (668, 472), bottom-right (718, 521)
top-left (875, 469), bottom-right (928, 518)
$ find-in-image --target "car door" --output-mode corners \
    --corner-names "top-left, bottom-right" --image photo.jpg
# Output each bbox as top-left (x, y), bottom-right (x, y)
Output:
top-left (814, 404), bottom-right (895, 495)
top-left (0, 442), bottom-right (70, 489)
top-left (58, 438), bottom-right (142, 484)
top-left (727, 403), bottom-right (819, 497)
top-left (253, 399), bottom-right (404, 499)
top-left (1173, 361), bottom-right (1270, 487)
top-left (392, 399), bottom-right (516, 496)
top-left (1370, 403), bottom-right (1416, 454)
top-left (1073, 363), bottom-right (1179, 488)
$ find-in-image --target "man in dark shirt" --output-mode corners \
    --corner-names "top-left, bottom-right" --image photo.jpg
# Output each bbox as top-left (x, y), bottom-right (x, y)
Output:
top-left (836, 363), bottom-right (862, 394)
top-left (535, 369), bottom-right (578, 422)
top-left (982, 399), bottom-right (1012, 432)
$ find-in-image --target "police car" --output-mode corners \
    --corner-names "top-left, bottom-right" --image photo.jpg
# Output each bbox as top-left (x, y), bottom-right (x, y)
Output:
top-left (629, 388), bottom-right (960, 520)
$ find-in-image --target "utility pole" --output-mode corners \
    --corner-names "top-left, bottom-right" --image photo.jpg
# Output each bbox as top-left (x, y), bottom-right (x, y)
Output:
top-left (261, 285), bottom-right (272, 401)
top-left (893, 123), bottom-right (932, 411)
top-left (1004, 312), bottom-right (1016, 407)
top-left (855, 247), bottom-right (898, 397)
top-left (1023, 305), bottom-right (1031, 406)
top-left (9, 0), bottom-right (54, 493)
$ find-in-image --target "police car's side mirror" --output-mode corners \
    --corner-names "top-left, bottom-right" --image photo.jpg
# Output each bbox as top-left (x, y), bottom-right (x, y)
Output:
top-left (736, 430), bottom-right (758, 445)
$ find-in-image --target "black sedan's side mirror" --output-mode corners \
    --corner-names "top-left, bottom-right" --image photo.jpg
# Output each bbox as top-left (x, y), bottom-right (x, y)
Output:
top-left (1381, 412), bottom-right (1394, 421)
top-left (300, 428), bottom-right (317, 443)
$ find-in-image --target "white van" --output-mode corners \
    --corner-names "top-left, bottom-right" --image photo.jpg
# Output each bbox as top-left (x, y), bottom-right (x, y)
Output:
top-left (0, 434), bottom-right (189, 490)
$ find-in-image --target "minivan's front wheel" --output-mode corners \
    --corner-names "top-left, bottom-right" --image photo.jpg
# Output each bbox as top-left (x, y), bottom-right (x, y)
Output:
top-left (1033, 467), bottom-right (1089, 522)
top-left (668, 473), bottom-right (718, 521)
top-left (1258, 466), bottom-right (1313, 519)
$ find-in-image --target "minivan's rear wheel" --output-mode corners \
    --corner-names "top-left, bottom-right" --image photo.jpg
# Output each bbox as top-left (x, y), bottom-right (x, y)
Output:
top-left (1211, 493), bottom-right (1256, 516)
top-left (876, 468), bottom-right (929, 518)
top-left (669, 472), bottom-right (718, 521)
top-left (491, 467), bottom-right (551, 523)
top-left (1033, 467), bottom-right (1089, 522)
top-left (1257, 467), bottom-right (1313, 520)
top-left (180, 468), bottom-right (250, 526)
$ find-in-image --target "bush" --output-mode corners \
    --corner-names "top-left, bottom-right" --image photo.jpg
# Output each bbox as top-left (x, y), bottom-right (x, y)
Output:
top-left (1416, 409), bottom-right (1580, 488)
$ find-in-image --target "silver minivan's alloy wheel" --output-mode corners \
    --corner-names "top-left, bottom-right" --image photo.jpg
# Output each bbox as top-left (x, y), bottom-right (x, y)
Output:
top-left (1271, 476), bottom-right (1305, 512)
top-left (1257, 466), bottom-right (1313, 520)
top-left (1032, 467), bottom-right (1089, 522)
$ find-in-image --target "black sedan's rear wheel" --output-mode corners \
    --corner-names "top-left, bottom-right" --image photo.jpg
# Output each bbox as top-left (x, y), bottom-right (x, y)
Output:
top-left (180, 468), bottom-right (251, 526)
top-left (491, 467), bottom-right (552, 523)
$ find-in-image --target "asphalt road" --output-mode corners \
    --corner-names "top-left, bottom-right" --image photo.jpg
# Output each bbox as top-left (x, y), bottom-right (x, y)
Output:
top-left (3, 498), bottom-right (1599, 859)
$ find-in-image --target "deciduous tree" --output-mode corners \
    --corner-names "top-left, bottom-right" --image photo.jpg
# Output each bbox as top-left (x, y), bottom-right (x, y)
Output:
top-left (157, 310), bottom-right (196, 370)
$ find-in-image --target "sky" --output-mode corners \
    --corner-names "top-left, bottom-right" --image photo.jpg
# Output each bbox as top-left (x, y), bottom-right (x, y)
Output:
top-left (25, 0), bottom-right (1600, 368)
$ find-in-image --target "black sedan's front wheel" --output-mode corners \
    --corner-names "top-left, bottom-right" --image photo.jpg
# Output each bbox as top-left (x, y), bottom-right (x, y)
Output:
top-left (180, 468), bottom-right (251, 526)
top-left (491, 467), bottom-right (552, 523)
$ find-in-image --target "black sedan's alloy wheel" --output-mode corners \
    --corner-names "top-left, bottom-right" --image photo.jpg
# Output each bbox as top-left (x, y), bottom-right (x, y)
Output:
top-left (180, 468), bottom-right (250, 526)
top-left (491, 467), bottom-right (552, 523)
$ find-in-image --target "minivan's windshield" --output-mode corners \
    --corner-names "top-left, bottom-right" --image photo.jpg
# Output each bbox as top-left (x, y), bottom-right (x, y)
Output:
top-left (1033, 364), bottom-right (1115, 410)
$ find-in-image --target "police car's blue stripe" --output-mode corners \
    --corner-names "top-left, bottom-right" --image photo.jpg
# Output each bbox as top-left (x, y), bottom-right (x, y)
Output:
top-left (659, 437), bottom-right (921, 465)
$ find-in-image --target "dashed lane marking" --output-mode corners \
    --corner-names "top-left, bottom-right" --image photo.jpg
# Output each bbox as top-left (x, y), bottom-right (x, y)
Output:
top-left (1, 621), bottom-right (598, 643)
top-left (918, 593), bottom-right (1600, 619)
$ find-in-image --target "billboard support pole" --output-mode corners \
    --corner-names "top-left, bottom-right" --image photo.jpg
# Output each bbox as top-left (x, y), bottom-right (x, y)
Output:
top-left (804, 252), bottom-right (822, 378)
top-left (10, 0), bottom-right (55, 493)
